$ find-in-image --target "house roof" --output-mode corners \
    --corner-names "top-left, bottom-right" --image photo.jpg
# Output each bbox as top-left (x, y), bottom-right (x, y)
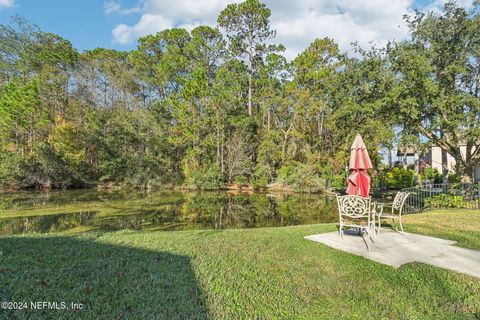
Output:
top-left (397, 147), bottom-right (416, 156)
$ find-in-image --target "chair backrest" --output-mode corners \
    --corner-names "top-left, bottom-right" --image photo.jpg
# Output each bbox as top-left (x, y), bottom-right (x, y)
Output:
top-left (392, 192), bottom-right (410, 213)
top-left (336, 195), bottom-right (371, 219)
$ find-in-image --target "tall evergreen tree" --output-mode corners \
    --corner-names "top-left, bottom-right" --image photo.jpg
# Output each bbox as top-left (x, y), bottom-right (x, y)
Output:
top-left (218, 0), bottom-right (281, 116)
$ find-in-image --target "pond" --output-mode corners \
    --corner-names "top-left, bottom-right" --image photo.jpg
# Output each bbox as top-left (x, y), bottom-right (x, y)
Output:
top-left (0, 190), bottom-right (338, 235)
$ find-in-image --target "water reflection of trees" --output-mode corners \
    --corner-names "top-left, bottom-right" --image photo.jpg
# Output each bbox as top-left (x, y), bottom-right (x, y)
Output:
top-left (180, 192), bottom-right (337, 229)
top-left (0, 189), bottom-right (185, 210)
top-left (0, 211), bottom-right (97, 235)
top-left (0, 191), bottom-right (337, 234)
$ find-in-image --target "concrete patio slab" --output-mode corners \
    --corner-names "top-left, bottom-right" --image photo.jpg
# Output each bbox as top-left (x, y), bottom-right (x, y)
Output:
top-left (305, 230), bottom-right (480, 278)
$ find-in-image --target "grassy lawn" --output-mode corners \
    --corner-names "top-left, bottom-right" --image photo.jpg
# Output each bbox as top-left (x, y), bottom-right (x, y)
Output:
top-left (403, 209), bottom-right (480, 250)
top-left (0, 210), bottom-right (479, 319)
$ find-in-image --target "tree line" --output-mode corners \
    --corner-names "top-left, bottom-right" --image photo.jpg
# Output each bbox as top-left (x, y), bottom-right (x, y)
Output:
top-left (0, 0), bottom-right (479, 190)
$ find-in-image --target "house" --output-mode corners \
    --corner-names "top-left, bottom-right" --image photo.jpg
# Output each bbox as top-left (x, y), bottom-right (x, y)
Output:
top-left (396, 147), bottom-right (416, 169)
top-left (395, 146), bottom-right (480, 183)
top-left (427, 146), bottom-right (480, 183)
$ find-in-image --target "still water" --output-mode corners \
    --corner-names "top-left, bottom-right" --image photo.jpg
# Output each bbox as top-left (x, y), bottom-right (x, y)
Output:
top-left (0, 190), bottom-right (337, 235)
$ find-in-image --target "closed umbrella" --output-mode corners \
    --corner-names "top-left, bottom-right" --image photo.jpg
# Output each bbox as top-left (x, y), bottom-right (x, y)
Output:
top-left (346, 134), bottom-right (372, 197)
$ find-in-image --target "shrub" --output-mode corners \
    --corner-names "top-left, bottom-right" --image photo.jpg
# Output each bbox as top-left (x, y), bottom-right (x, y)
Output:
top-left (233, 175), bottom-right (248, 185)
top-left (251, 164), bottom-right (269, 188)
top-left (0, 150), bottom-right (20, 188)
top-left (185, 166), bottom-right (225, 190)
top-left (328, 173), bottom-right (347, 190)
top-left (385, 167), bottom-right (414, 189)
top-left (424, 194), bottom-right (466, 209)
top-left (447, 172), bottom-right (461, 184)
top-left (372, 169), bottom-right (388, 190)
top-left (318, 164), bottom-right (346, 190)
top-left (420, 167), bottom-right (442, 184)
top-left (277, 162), bottom-right (324, 192)
top-left (277, 163), bottom-right (296, 183)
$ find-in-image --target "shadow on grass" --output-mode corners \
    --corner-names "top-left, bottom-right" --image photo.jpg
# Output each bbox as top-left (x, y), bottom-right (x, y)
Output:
top-left (0, 235), bottom-right (210, 319)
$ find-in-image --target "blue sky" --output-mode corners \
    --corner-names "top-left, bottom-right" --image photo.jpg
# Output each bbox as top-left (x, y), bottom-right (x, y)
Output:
top-left (0, 0), bottom-right (140, 52)
top-left (0, 0), bottom-right (473, 58)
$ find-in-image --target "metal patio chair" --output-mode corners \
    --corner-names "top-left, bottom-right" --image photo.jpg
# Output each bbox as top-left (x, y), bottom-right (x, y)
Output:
top-left (375, 191), bottom-right (410, 234)
top-left (336, 194), bottom-right (375, 250)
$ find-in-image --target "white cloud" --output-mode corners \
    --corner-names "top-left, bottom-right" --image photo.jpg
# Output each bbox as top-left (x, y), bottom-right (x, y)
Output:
top-left (104, 1), bottom-right (121, 15)
top-left (113, 13), bottom-right (173, 44)
top-left (270, 0), bottom-right (414, 59)
top-left (111, 0), bottom-right (235, 45)
top-left (422, 0), bottom-right (473, 14)
top-left (0, 0), bottom-right (14, 8)
top-left (104, 1), bottom-right (141, 16)
top-left (109, 0), bottom-right (464, 59)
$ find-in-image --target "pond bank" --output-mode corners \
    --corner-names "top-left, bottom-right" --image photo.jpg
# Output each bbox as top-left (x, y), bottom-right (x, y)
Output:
top-left (3, 181), bottom-right (334, 194)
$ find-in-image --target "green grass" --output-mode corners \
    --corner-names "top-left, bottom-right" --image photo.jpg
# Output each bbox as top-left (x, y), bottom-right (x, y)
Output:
top-left (0, 210), bottom-right (479, 319)
top-left (403, 209), bottom-right (480, 250)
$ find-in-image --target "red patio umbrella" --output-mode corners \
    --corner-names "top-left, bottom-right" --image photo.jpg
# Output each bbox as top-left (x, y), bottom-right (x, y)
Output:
top-left (346, 134), bottom-right (373, 197)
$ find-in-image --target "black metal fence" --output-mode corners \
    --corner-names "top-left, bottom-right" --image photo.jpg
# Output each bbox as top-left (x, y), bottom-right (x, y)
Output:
top-left (401, 182), bottom-right (480, 213)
